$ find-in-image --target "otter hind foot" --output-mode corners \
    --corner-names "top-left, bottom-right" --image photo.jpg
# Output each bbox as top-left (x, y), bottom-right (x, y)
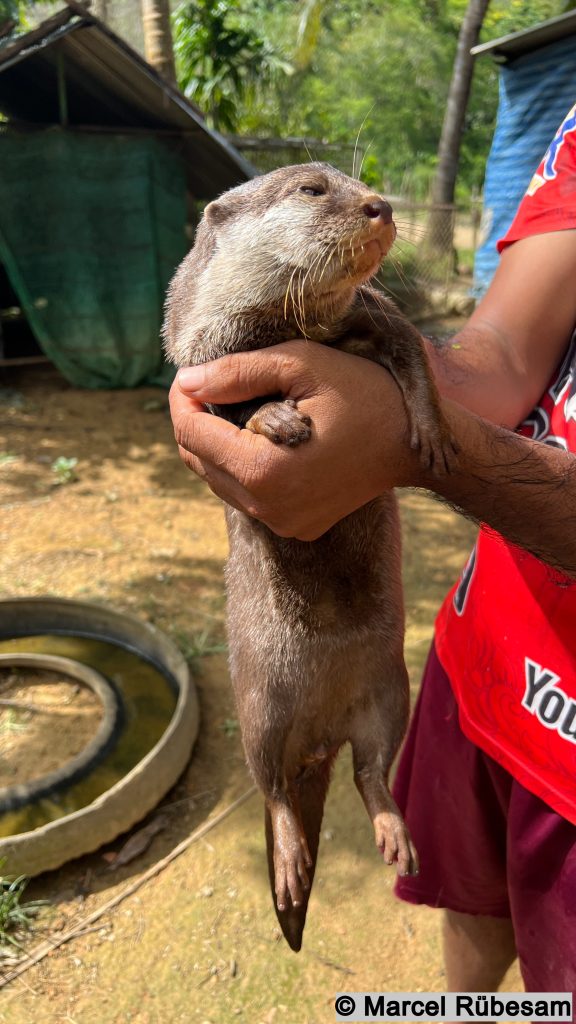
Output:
top-left (269, 802), bottom-right (312, 911)
top-left (374, 809), bottom-right (419, 877)
top-left (246, 399), bottom-right (312, 447)
top-left (353, 757), bottom-right (419, 877)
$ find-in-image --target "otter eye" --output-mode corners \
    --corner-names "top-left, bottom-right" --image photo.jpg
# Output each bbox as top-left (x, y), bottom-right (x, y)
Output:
top-left (299, 186), bottom-right (325, 196)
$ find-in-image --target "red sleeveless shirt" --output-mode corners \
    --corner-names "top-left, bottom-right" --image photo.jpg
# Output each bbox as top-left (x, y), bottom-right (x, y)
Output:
top-left (435, 104), bottom-right (576, 823)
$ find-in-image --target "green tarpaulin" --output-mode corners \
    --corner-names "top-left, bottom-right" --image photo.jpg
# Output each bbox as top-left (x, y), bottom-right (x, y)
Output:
top-left (0, 130), bottom-right (188, 387)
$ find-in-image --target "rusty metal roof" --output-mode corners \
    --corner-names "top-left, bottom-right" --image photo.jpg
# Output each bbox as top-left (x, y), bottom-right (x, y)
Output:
top-left (0, 2), bottom-right (254, 197)
top-left (472, 9), bottom-right (576, 62)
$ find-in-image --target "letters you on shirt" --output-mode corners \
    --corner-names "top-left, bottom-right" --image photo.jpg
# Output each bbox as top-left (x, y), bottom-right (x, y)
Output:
top-left (523, 657), bottom-right (576, 743)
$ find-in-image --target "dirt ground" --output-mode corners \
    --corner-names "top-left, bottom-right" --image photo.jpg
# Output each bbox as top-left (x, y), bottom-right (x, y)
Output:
top-left (0, 669), bottom-right (102, 788)
top-left (0, 363), bottom-right (523, 1024)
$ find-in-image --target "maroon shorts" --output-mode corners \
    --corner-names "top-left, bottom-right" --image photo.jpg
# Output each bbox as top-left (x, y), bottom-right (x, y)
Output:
top-left (393, 644), bottom-right (576, 994)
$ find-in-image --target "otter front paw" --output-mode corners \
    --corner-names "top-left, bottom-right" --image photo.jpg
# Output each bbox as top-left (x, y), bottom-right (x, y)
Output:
top-left (246, 399), bottom-right (312, 447)
top-left (410, 416), bottom-right (459, 475)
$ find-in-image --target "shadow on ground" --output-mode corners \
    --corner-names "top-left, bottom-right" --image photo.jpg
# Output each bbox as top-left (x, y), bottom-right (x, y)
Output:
top-left (0, 364), bottom-right (522, 1024)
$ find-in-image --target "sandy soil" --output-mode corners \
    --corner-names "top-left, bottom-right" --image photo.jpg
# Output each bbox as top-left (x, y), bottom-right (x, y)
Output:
top-left (0, 670), bottom-right (102, 787)
top-left (0, 363), bottom-right (523, 1024)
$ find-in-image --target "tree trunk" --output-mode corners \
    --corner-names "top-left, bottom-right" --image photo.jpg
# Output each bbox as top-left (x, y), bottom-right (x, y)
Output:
top-left (141, 0), bottom-right (177, 86)
top-left (92, 0), bottom-right (109, 21)
top-left (428, 0), bottom-right (491, 252)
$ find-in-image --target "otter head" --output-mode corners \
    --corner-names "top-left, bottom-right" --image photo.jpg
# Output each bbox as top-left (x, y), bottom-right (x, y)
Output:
top-left (164, 163), bottom-right (396, 363)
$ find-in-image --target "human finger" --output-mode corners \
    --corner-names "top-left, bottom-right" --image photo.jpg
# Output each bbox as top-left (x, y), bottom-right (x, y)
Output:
top-left (175, 342), bottom-right (319, 404)
top-left (176, 444), bottom-right (260, 515)
top-left (169, 378), bottom-right (245, 466)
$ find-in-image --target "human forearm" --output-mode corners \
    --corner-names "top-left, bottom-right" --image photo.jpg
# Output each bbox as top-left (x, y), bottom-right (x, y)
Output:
top-left (424, 322), bottom-right (533, 429)
top-left (416, 398), bottom-right (576, 580)
top-left (171, 343), bottom-right (576, 578)
top-left (423, 231), bottom-right (576, 429)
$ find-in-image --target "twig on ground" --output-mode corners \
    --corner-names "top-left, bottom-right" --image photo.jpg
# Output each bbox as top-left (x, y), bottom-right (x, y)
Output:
top-left (311, 953), bottom-right (355, 975)
top-left (0, 787), bottom-right (257, 989)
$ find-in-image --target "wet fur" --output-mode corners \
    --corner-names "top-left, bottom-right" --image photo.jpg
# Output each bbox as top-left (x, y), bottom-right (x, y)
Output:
top-left (163, 163), bottom-right (455, 950)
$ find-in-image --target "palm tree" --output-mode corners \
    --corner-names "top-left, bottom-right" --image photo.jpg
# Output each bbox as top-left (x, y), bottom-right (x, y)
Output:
top-left (141, 0), bottom-right (177, 85)
top-left (428, 0), bottom-right (491, 252)
top-left (173, 0), bottom-right (288, 132)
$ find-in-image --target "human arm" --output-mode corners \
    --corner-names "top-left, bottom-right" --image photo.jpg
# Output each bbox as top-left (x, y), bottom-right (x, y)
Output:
top-left (423, 229), bottom-right (576, 428)
top-left (170, 339), bottom-right (576, 578)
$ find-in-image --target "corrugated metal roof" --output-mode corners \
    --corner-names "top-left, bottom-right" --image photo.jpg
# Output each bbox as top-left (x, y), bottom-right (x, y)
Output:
top-left (0, 2), bottom-right (254, 198)
top-left (472, 10), bottom-right (576, 62)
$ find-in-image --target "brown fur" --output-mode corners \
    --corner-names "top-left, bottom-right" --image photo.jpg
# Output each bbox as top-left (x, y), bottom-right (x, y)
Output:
top-left (163, 163), bottom-right (456, 951)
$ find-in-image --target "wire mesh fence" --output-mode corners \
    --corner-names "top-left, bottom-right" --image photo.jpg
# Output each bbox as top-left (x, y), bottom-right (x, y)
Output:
top-left (227, 135), bottom-right (364, 177)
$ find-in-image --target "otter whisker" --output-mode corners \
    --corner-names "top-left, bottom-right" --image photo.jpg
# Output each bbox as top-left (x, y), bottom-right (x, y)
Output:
top-left (389, 249), bottom-right (419, 285)
top-left (357, 139), bottom-right (373, 184)
top-left (285, 264), bottom-right (301, 322)
top-left (352, 105), bottom-right (375, 180)
top-left (288, 267), bottom-right (300, 327)
top-left (306, 244), bottom-right (329, 288)
top-left (359, 288), bottom-right (387, 333)
top-left (298, 266), bottom-right (308, 335)
top-left (393, 223), bottom-right (427, 242)
top-left (301, 248), bottom-right (327, 327)
top-left (364, 285), bottom-right (395, 330)
top-left (290, 266), bottom-right (310, 338)
top-left (373, 263), bottom-right (407, 302)
top-left (393, 236), bottom-right (420, 251)
top-left (317, 242), bottom-right (339, 285)
top-left (387, 253), bottom-right (415, 293)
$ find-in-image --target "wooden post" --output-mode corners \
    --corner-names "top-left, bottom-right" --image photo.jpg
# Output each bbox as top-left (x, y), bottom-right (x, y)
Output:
top-left (56, 50), bottom-right (69, 126)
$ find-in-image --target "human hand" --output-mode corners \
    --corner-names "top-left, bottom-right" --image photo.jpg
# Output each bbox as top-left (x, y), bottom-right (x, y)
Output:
top-left (169, 340), bottom-right (421, 540)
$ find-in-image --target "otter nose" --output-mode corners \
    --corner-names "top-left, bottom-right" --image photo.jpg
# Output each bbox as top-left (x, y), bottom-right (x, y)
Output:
top-left (363, 198), bottom-right (393, 223)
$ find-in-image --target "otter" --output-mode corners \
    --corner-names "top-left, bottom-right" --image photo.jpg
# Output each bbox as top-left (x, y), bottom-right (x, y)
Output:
top-left (163, 163), bottom-right (456, 952)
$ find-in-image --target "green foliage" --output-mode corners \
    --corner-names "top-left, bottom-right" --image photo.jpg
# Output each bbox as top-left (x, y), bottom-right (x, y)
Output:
top-left (2, 0), bottom-right (56, 30)
top-left (221, 717), bottom-right (239, 737)
top-left (51, 455), bottom-right (78, 484)
top-left (485, 0), bottom-right (569, 33)
top-left (0, 862), bottom-right (46, 948)
top-left (0, 0), bottom-right (17, 23)
top-left (358, 152), bottom-right (382, 188)
top-left (173, 0), bottom-right (291, 131)
top-left (15, 0), bottom-right (567, 196)
top-left (169, 627), bottom-right (227, 669)
top-left (240, 1), bottom-right (457, 195)
top-left (228, 0), bottom-right (570, 198)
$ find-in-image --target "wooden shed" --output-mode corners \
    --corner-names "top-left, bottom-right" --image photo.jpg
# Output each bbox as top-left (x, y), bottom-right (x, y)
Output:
top-left (0, 3), bottom-right (253, 386)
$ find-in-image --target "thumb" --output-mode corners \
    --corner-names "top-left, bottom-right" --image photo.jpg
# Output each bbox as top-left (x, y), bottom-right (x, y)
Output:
top-left (169, 375), bottom-right (243, 462)
top-left (176, 342), bottom-right (310, 404)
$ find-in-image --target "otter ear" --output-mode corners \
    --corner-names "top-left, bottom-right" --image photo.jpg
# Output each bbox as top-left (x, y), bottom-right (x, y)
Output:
top-left (204, 198), bottom-right (235, 226)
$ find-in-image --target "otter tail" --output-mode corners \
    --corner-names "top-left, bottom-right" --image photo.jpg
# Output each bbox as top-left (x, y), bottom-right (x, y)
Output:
top-left (265, 759), bottom-right (334, 952)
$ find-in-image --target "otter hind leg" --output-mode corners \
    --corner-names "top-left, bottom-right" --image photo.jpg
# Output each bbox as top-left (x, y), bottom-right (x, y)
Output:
top-left (267, 797), bottom-right (313, 913)
top-left (354, 761), bottom-right (418, 877)
top-left (265, 758), bottom-right (334, 952)
top-left (350, 660), bottom-right (419, 877)
top-left (236, 680), bottom-right (333, 950)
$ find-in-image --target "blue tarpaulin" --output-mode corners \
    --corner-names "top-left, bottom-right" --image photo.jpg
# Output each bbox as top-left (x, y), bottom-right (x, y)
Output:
top-left (474, 36), bottom-right (576, 297)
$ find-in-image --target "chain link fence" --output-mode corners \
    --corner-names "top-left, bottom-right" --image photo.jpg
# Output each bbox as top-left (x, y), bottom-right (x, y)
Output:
top-left (382, 198), bottom-right (482, 317)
